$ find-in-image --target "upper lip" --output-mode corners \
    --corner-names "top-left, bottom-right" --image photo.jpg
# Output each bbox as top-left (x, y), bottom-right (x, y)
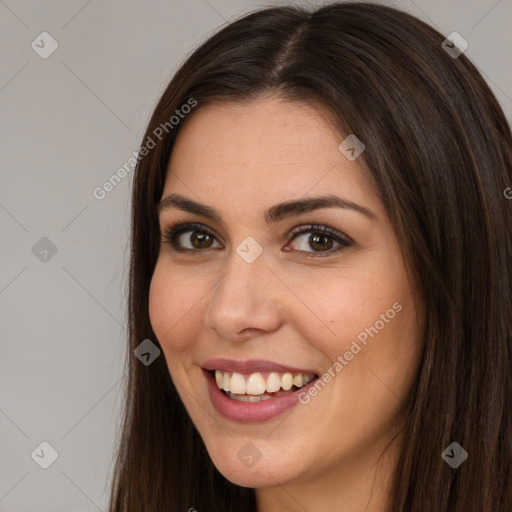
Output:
top-left (202, 358), bottom-right (318, 375)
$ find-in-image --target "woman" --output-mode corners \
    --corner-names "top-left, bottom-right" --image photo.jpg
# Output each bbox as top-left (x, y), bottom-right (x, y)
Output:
top-left (107, 2), bottom-right (512, 511)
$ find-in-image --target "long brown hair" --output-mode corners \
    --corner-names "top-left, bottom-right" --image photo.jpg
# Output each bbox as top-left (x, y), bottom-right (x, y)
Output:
top-left (107, 2), bottom-right (512, 510)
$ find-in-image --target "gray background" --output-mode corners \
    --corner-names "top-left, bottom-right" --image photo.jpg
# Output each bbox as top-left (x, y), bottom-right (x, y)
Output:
top-left (1, 0), bottom-right (510, 510)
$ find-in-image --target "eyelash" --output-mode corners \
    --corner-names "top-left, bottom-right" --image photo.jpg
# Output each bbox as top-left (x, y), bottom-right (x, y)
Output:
top-left (161, 222), bottom-right (352, 258)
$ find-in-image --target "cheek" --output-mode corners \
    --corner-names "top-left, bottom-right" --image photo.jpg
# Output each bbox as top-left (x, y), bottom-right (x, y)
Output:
top-left (295, 264), bottom-right (420, 393)
top-left (148, 261), bottom-right (207, 354)
top-left (290, 268), bottom-right (400, 350)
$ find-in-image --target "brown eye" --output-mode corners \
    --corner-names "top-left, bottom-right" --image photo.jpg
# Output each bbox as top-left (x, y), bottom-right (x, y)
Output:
top-left (285, 224), bottom-right (352, 257)
top-left (188, 230), bottom-right (214, 249)
top-left (162, 222), bottom-right (351, 258)
top-left (162, 223), bottom-right (222, 251)
top-left (309, 233), bottom-right (334, 251)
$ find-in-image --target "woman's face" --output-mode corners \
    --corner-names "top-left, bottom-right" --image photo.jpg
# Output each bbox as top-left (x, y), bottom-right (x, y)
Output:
top-left (149, 95), bottom-right (424, 490)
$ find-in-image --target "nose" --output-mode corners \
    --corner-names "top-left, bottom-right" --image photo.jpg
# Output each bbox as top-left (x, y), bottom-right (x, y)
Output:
top-left (204, 248), bottom-right (283, 341)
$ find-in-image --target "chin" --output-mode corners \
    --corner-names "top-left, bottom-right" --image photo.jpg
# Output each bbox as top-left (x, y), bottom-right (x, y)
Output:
top-left (215, 458), bottom-right (290, 488)
top-left (206, 442), bottom-right (301, 488)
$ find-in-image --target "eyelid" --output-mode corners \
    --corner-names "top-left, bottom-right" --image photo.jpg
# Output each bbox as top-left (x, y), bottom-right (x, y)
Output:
top-left (161, 221), bottom-right (352, 255)
top-left (288, 223), bottom-right (353, 244)
top-left (162, 222), bottom-right (223, 251)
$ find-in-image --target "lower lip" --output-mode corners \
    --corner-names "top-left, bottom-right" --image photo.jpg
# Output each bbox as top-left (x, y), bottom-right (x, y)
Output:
top-left (202, 369), bottom-right (318, 423)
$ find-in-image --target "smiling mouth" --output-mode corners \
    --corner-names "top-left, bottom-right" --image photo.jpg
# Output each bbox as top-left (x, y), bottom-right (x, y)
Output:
top-left (210, 369), bottom-right (319, 402)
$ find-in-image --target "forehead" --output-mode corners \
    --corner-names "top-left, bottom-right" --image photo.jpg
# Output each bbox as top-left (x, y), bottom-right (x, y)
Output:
top-left (162, 95), bottom-right (380, 218)
top-left (168, 96), bottom-right (341, 172)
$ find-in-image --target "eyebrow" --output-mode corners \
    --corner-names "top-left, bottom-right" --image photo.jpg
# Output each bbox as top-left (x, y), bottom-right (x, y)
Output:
top-left (157, 193), bottom-right (377, 224)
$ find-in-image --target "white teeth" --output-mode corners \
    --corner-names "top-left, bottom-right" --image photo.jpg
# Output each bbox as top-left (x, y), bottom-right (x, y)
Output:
top-left (246, 373), bottom-right (266, 395)
top-left (293, 374), bottom-right (303, 387)
top-left (214, 369), bottom-right (317, 395)
top-left (303, 374), bottom-right (314, 385)
top-left (281, 373), bottom-right (293, 391)
top-left (226, 391), bottom-right (274, 402)
top-left (215, 371), bottom-right (223, 388)
top-left (266, 372), bottom-right (281, 393)
top-left (230, 372), bottom-right (246, 394)
top-left (222, 372), bottom-right (231, 392)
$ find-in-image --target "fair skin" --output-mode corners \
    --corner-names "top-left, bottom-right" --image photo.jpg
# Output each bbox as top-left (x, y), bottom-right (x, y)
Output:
top-left (149, 94), bottom-right (425, 512)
